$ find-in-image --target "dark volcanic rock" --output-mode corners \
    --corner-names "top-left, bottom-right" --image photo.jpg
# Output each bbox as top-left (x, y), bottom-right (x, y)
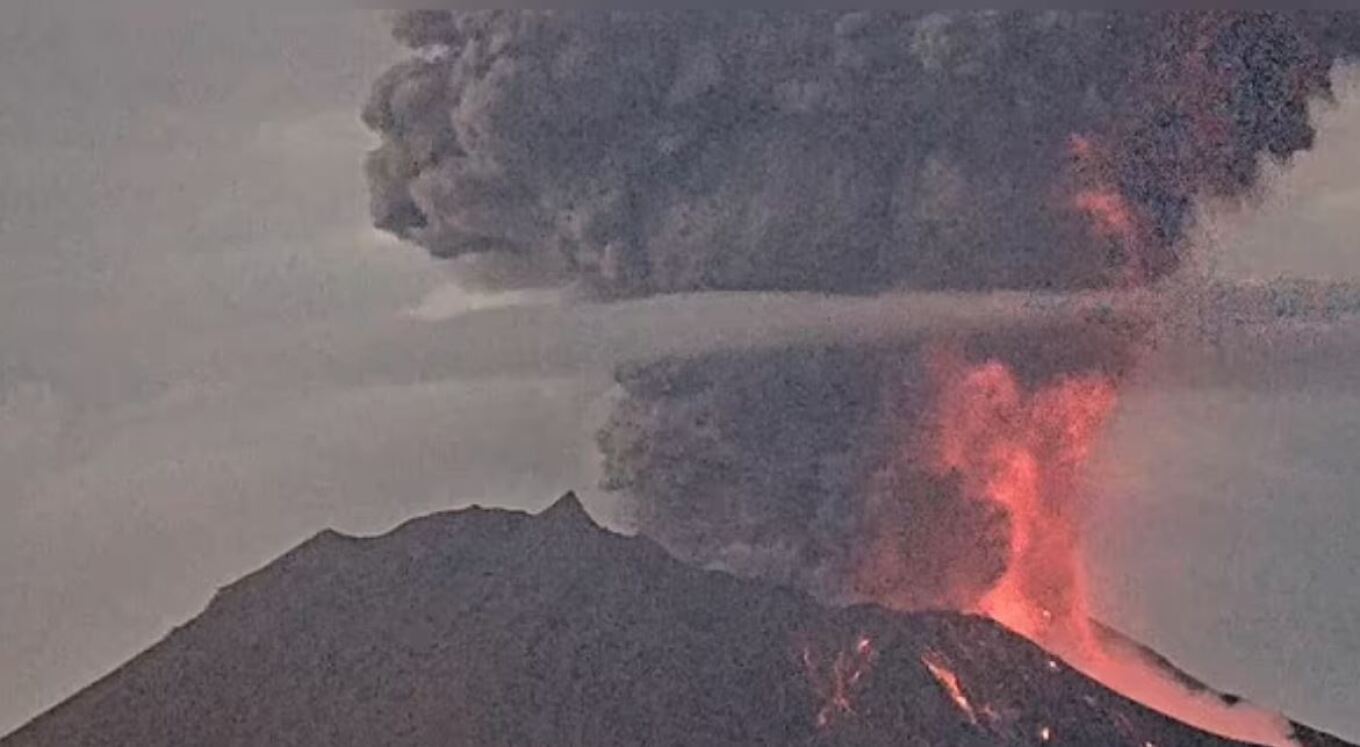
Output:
top-left (2, 493), bottom-right (1350, 746)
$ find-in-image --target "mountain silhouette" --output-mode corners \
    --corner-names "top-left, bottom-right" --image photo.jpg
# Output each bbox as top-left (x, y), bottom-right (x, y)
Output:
top-left (4, 493), bottom-right (1351, 747)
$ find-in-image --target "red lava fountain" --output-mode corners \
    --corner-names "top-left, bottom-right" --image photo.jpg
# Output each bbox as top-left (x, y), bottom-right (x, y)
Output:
top-left (879, 351), bottom-right (1297, 746)
top-left (927, 354), bottom-right (1117, 656)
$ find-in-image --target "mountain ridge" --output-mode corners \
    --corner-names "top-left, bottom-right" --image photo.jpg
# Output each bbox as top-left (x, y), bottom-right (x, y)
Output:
top-left (4, 492), bottom-right (1351, 747)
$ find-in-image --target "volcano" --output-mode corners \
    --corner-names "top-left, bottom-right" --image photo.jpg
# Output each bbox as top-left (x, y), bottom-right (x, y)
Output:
top-left (2, 493), bottom-right (1351, 747)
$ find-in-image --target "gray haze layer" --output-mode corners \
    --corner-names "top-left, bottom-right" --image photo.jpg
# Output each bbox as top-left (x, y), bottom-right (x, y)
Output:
top-left (2, 8), bottom-right (1360, 741)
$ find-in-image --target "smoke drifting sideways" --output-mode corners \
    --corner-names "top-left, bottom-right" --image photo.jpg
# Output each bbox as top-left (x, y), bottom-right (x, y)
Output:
top-left (365, 11), bottom-right (1360, 297)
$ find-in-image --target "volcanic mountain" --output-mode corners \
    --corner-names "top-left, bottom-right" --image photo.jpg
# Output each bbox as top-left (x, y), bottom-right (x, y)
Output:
top-left (3, 493), bottom-right (1351, 747)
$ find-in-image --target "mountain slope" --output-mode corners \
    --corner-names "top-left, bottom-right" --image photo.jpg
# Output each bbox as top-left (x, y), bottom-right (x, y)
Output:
top-left (3, 493), bottom-right (1350, 746)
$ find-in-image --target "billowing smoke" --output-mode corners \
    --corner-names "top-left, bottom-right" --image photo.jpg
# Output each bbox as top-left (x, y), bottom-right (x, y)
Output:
top-left (366, 11), bottom-right (1360, 297)
top-left (364, 11), bottom-right (1360, 601)
top-left (365, 14), bottom-right (1360, 741)
top-left (595, 317), bottom-right (1138, 608)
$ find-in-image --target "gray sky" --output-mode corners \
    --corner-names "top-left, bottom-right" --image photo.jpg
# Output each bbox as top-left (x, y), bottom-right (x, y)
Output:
top-left (1, 7), bottom-right (1359, 740)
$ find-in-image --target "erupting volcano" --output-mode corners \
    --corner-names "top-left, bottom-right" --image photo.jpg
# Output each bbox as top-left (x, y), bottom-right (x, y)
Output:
top-left (852, 345), bottom-right (1318, 745)
top-left (9, 9), bottom-right (1360, 745)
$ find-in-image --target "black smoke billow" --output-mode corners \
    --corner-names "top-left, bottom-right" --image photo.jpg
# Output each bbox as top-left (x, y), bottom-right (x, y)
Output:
top-left (594, 318), bottom-right (1139, 608)
top-left (365, 11), bottom-right (1360, 605)
top-left (366, 11), bottom-right (1360, 296)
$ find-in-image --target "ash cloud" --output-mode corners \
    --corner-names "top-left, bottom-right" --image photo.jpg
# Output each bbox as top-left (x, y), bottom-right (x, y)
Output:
top-left (594, 344), bottom-right (1010, 607)
top-left (366, 11), bottom-right (1360, 297)
top-left (364, 12), bottom-right (1360, 606)
top-left (595, 319), bottom-right (1139, 607)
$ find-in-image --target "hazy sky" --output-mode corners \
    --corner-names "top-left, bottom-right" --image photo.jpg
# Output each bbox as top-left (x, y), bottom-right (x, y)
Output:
top-left (2, 7), bottom-right (1359, 740)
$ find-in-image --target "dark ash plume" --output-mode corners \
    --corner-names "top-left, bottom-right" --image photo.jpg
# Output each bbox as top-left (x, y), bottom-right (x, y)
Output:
top-left (364, 12), bottom-right (1360, 605)
top-left (596, 319), bottom-right (1139, 607)
top-left (365, 11), bottom-right (1360, 297)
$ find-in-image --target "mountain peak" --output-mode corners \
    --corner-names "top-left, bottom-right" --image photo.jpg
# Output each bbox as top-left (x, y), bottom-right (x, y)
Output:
top-left (538, 490), bottom-right (594, 526)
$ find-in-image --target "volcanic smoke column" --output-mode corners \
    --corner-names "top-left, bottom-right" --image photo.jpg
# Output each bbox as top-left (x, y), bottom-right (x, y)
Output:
top-left (364, 10), bottom-right (1360, 743)
top-left (363, 10), bottom-right (1360, 589)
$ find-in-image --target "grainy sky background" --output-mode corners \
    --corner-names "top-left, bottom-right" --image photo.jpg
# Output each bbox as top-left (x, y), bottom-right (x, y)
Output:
top-left (1, 7), bottom-right (1359, 740)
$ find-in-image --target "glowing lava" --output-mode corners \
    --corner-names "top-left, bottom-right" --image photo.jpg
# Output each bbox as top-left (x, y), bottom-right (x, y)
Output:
top-left (921, 649), bottom-right (978, 725)
top-left (904, 351), bottom-right (1299, 746)
top-left (801, 634), bottom-right (876, 729)
top-left (927, 354), bottom-right (1117, 654)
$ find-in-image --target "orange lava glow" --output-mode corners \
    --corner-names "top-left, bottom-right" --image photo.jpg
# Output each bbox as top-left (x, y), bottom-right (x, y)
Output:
top-left (1073, 189), bottom-right (1136, 239)
top-left (801, 635), bottom-right (877, 729)
top-left (927, 355), bottom-right (1117, 653)
top-left (921, 650), bottom-right (978, 725)
top-left (1066, 133), bottom-right (1148, 284)
top-left (902, 352), bottom-right (1298, 746)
